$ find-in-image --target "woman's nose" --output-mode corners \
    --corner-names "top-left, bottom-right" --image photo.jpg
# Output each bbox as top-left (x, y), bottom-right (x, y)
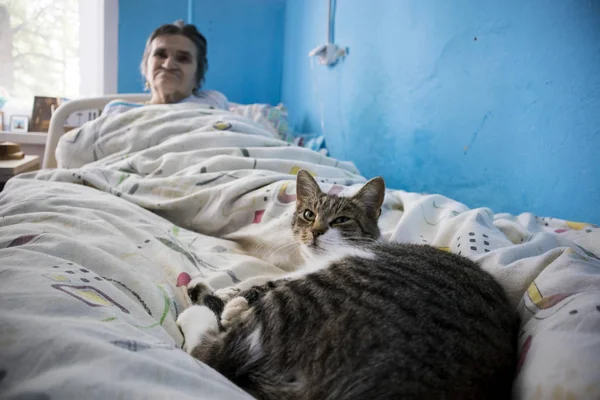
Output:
top-left (162, 56), bottom-right (177, 69)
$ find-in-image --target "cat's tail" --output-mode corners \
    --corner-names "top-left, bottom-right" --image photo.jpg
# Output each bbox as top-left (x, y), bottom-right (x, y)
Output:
top-left (178, 303), bottom-right (308, 400)
top-left (233, 367), bottom-right (309, 400)
top-left (195, 319), bottom-right (308, 400)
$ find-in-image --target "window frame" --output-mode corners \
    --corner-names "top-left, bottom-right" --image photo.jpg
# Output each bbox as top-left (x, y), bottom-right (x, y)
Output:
top-left (79, 0), bottom-right (118, 97)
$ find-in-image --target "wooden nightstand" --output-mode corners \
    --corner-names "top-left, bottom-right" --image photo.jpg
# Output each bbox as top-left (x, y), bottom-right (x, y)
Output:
top-left (0, 155), bottom-right (41, 191)
top-left (0, 131), bottom-right (47, 164)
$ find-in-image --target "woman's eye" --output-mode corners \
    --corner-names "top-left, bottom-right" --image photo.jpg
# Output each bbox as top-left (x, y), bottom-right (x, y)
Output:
top-left (177, 55), bottom-right (191, 63)
top-left (331, 216), bottom-right (350, 225)
top-left (154, 50), bottom-right (167, 58)
top-left (303, 209), bottom-right (315, 221)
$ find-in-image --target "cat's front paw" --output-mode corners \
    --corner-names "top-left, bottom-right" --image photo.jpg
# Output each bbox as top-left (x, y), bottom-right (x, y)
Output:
top-left (221, 296), bottom-right (250, 328)
top-left (214, 286), bottom-right (242, 303)
top-left (187, 277), bottom-right (215, 305)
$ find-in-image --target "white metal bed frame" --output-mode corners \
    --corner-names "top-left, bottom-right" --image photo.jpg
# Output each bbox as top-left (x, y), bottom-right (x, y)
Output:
top-left (43, 94), bottom-right (150, 169)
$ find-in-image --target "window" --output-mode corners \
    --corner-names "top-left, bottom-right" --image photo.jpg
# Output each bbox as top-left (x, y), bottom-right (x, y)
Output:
top-left (0, 0), bottom-right (80, 104)
top-left (0, 0), bottom-right (116, 131)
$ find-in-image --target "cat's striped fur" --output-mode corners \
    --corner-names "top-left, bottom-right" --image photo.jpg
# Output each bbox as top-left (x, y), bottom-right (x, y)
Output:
top-left (177, 170), bottom-right (519, 400)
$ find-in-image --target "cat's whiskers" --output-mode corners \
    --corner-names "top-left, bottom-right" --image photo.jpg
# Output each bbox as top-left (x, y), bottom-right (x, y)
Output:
top-left (253, 236), bottom-right (292, 254)
top-left (263, 241), bottom-right (301, 259)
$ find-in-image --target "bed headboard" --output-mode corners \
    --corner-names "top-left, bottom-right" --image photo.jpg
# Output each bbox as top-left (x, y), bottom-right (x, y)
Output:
top-left (43, 93), bottom-right (151, 169)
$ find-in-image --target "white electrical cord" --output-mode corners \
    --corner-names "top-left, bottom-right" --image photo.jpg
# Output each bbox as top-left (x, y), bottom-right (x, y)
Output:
top-left (308, 0), bottom-right (347, 66)
top-left (310, 56), bottom-right (327, 137)
top-left (327, 0), bottom-right (332, 44)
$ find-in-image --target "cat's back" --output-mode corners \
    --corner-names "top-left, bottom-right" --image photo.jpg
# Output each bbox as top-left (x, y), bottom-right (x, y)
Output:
top-left (253, 243), bottom-right (519, 400)
top-left (330, 241), bottom-right (518, 346)
top-left (367, 242), bottom-right (511, 305)
top-left (337, 242), bottom-right (518, 399)
top-left (332, 242), bottom-right (515, 325)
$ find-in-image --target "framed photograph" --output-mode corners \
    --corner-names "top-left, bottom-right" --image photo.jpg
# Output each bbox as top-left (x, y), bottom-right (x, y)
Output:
top-left (31, 96), bottom-right (63, 132)
top-left (9, 115), bottom-right (29, 133)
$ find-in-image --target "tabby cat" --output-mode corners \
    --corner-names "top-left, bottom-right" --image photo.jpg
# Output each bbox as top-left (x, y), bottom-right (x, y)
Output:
top-left (177, 170), bottom-right (519, 400)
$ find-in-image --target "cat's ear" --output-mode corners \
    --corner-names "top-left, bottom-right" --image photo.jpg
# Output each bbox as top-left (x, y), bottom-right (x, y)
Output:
top-left (296, 169), bottom-right (322, 206)
top-left (352, 177), bottom-right (386, 219)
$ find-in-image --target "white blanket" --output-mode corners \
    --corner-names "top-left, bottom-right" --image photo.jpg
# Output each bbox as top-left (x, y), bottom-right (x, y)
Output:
top-left (1, 103), bottom-right (598, 399)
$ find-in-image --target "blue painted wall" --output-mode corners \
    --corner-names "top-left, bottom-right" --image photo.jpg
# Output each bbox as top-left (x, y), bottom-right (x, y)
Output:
top-left (281, 0), bottom-right (600, 224)
top-left (118, 0), bottom-right (286, 105)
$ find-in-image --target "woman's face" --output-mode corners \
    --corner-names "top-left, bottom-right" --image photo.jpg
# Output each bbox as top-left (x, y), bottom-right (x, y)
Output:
top-left (146, 34), bottom-right (198, 102)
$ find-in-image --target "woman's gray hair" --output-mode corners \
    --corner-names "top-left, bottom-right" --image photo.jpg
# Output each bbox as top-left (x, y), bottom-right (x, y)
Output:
top-left (140, 20), bottom-right (208, 93)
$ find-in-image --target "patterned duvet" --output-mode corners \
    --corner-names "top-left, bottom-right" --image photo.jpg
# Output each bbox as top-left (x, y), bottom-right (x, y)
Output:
top-left (0, 103), bottom-right (598, 399)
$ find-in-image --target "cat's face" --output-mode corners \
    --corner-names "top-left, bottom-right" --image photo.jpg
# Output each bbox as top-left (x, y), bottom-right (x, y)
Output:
top-left (292, 170), bottom-right (385, 258)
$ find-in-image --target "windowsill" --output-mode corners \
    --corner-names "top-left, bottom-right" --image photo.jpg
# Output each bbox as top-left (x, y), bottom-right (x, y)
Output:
top-left (0, 131), bottom-right (47, 145)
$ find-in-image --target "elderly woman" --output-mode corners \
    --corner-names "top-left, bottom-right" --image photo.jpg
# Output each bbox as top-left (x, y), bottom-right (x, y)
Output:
top-left (103, 21), bottom-right (228, 117)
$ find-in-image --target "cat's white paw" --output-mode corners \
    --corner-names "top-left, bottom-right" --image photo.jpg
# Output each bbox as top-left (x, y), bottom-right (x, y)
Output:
top-left (187, 277), bottom-right (214, 304)
top-left (214, 286), bottom-right (241, 302)
top-left (221, 296), bottom-right (250, 329)
top-left (177, 305), bottom-right (218, 353)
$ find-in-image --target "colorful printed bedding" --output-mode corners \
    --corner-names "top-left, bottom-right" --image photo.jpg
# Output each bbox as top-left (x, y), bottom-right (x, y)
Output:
top-left (0, 103), bottom-right (598, 399)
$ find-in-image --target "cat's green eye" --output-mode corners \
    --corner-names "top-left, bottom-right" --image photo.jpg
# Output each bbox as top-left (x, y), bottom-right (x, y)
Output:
top-left (331, 216), bottom-right (350, 225)
top-left (303, 209), bottom-right (316, 221)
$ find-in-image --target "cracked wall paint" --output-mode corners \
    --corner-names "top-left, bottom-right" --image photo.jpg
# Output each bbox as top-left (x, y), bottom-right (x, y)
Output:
top-left (281, 0), bottom-right (600, 223)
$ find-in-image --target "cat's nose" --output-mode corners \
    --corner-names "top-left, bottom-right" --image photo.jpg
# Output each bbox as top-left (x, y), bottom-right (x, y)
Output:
top-left (311, 228), bottom-right (325, 238)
